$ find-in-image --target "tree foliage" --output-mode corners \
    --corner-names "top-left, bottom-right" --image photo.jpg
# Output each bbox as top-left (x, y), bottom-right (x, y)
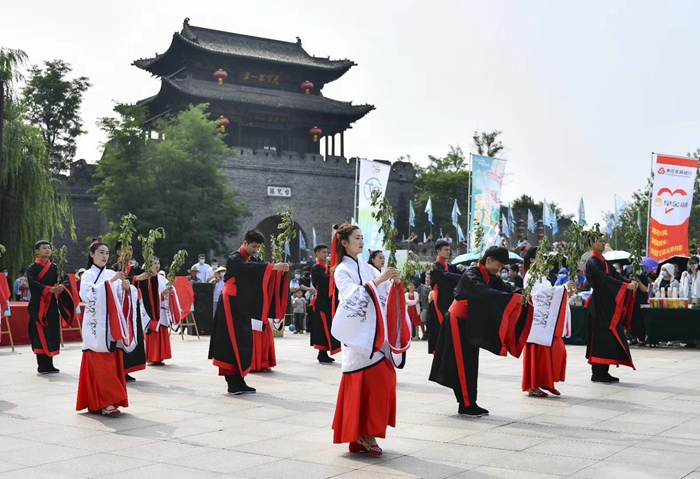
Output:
top-left (23, 59), bottom-right (91, 173)
top-left (92, 103), bottom-right (249, 264)
top-left (0, 49), bottom-right (75, 277)
top-left (413, 145), bottom-right (471, 238)
top-left (472, 130), bottom-right (504, 158)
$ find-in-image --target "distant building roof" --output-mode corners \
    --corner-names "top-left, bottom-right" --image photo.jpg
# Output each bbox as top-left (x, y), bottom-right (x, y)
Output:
top-left (152, 77), bottom-right (374, 119)
top-left (134, 19), bottom-right (356, 75)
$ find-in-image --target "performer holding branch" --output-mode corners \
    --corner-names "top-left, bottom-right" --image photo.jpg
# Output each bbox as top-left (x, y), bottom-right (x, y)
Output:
top-left (331, 224), bottom-right (411, 456)
top-left (208, 230), bottom-right (289, 395)
top-left (27, 240), bottom-right (63, 374)
top-left (430, 246), bottom-right (531, 417)
top-left (76, 242), bottom-right (139, 416)
top-left (428, 240), bottom-right (463, 354)
top-left (521, 247), bottom-right (572, 397)
top-left (586, 235), bottom-right (638, 383)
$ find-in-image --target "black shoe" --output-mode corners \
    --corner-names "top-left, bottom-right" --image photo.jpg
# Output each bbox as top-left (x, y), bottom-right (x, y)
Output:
top-left (318, 351), bottom-right (333, 364)
top-left (591, 375), bottom-right (613, 383)
top-left (606, 374), bottom-right (620, 383)
top-left (227, 383), bottom-right (242, 395)
top-left (125, 374), bottom-right (136, 382)
top-left (238, 377), bottom-right (256, 394)
top-left (37, 368), bottom-right (50, 375)
top-left (458, 404), bottom-right (489, 417)
top-left (47, 367), bottom-right (60, 374)
top-left (329, 356), bottom-right (336, 362)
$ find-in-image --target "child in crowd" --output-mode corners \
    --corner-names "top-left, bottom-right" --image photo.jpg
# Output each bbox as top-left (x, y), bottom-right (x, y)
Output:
top-left (292, 290), bottom-right (307, 334)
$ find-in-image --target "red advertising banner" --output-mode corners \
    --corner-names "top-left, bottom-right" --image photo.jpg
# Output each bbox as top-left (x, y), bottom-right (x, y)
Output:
top-left (649, 154), bottom-right (699, 261)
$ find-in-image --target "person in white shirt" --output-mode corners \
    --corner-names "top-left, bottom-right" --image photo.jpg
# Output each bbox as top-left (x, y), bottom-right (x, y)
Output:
top-left (680, 257), bottom-right (700, 300)
top-left (191, 254), bottom-right (210, 283)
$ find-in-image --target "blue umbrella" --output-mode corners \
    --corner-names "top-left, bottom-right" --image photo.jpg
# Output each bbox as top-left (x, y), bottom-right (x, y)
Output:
top-left (641, 257), bottom-right (658, 273)
top-left (453, 251), bottom-right (522, 266)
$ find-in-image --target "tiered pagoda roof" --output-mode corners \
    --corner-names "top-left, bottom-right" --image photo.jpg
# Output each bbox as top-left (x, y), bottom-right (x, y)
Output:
top-left (140, 77), bottom-right (374, 121)
top-left (133, 19), bottom-right (373, 154)
top-left (134, 20), bottom-right (356, 82)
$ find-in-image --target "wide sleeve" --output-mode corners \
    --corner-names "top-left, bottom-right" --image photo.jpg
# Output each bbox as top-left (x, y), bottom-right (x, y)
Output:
top-left (27, 264), bottom-right (49, 295)
top-left (331, 265), bottom-right (389, 358)
top-left (79, 269), bottom-right (110, 304)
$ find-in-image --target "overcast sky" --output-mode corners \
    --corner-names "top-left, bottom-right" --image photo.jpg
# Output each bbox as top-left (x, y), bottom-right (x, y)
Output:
top-left (3, 0), bottom-right (698, 222)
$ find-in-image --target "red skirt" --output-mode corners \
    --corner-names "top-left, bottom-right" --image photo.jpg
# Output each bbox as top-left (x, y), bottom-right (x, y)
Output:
top-left (408, 305), bottom-right (422, 326)
top-left (76, 349), bottom-right (129, 412)
top-left (521, 337), bottom-right (567, 394)
top-left (250, 327), bottom-right (276, 372)
top-left (146, 327), bottom-right (172, 363)
top-left (332, 358), bottom-right (396, 444)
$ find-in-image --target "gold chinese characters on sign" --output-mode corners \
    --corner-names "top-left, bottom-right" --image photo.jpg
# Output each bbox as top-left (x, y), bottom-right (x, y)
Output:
top-left (242, 72), bottom-right (280, 85)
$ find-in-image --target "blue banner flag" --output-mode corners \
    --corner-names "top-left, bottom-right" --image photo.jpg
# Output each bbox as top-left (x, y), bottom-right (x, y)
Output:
top-left (501, 213), bottom-right (510, 237)
top-left (469, 155), bottom-right (507, 251)
top-left (552, 212), bottom-right (558, 235)
top-left (284, 241), bottom-right (291, 257)
top-left (451, 199), bottom-right (461, 227)
top-left (527, 209), bottom-right (535, 233)
top-left (578, 197), bottom-right (586, 226)
top-left (456, 224), bottom-right (465, 242)
top-left (312, 227), bottom-right (317, 248)
top-left (508, 203), bottom-right (514, 230)
top-left (299, 231), bottom-right (307, 251)
top-left (637, 209), bottom-right (642, 231)
top-left (606, 213), bottom-right (614, 236)
top-left (543, 199), bottom-right (552, 228)
top-left (423, 232), bottom-right (427, 243)
top-left (425, 197), bottom-right (433, 224)
top-left (614, 195), bottom-right (627, 226)
top-left (409, 200), bottom-right (416, 227)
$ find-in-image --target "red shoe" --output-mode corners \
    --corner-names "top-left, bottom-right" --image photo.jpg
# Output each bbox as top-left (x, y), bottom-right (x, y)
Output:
top-left (349, 438), bottom-right (382, 456)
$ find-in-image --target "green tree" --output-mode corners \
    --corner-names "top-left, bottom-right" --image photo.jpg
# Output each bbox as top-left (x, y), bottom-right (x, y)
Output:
top-left (23, 59), bottom-right (91, 174)
top-left (0, 48), bottom-right (75, 277)
top-left (473, 130), bottom-right (504, 157)
top-left (93, 103), bottom-right (249, 264)
top-left (413, 145), bottom-right (471, 240)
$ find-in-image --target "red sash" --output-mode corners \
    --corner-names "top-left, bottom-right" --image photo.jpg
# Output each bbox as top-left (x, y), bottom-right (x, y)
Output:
top-left (35, 258), bottom-right (55, 325)
top-left (433, 256), bottom-right (450, 325)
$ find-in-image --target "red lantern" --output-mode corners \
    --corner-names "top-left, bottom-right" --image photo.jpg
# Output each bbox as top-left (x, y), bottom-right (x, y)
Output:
top-left (301, 80), bottom-right (314, 95)
top-left (214, 69), bottom-right (228, 85)
top-left (217, 116), bottom-right (230, 133)
top-left (309, 126), bottom-right (322, 142)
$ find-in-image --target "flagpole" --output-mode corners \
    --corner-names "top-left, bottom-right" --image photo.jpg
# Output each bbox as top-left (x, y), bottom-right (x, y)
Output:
top-left (353, 157), bottom-right (359, 223)
top-left (646, 152), bottom-right (654, 255)
top-left (466, 153), bottom-right (473, 253)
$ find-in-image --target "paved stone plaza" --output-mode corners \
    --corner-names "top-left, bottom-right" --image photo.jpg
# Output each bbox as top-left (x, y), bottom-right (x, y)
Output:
top-left (1, 332), bottom-right (700, 479)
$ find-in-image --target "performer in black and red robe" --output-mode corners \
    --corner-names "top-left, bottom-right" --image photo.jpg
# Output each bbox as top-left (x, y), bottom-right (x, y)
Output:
top-left (430, 246), bottom-right (531, 416)
top-left (310, 243), bottom-right (340, 364)
top-left (586, 235), bottom-right (638, 383)
top-left (428, 240), bottom-right (463, 354)
top-left (27, 240), bottom-right (63, 373)
top-left (208, 230), bottom-right (289, 395)
top-left (111, 242), bottom-right (151, 381)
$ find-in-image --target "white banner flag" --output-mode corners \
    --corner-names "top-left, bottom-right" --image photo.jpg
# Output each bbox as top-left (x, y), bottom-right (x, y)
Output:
top-left (357, 159), bottom-right (392, 261)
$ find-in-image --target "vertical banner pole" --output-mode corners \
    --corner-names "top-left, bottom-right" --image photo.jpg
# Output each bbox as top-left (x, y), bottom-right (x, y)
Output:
top-left (466, 153), bottom-right (473, 253)
top-left (353, 157), bottom-right (359, 223)
top-left (646, 152), bottom-right (654, 255)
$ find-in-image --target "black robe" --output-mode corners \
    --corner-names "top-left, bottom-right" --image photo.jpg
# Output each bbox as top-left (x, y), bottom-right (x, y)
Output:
top-left (208, 248), bottom-right (279, 377)
top-left (310, 260), bottom-right (340, 354)
top-left (428, 258), bottom-right (463, 354)
top-left (27, 259), bottom-right (60, 358)
top-left (585, 253), bottom-right (635, 369)
top-left (429, 263), bottom-right (530, 406)
top-left (111, 262), bottom-right (147, 373)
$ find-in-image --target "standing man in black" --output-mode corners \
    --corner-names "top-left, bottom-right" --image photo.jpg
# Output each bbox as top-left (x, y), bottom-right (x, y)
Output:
top-left (310, 243), bottom-right (339, 363)
top-left (428, 240), bottom-right (463, 354)
top-left (27, 240), bottom-right (63, 374)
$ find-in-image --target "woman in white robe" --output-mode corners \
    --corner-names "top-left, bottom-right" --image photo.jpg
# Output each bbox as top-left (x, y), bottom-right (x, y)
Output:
top-left (76, 242), bottom-right (139, 416)
top-left (330, 224), bottom-right (411, 456)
